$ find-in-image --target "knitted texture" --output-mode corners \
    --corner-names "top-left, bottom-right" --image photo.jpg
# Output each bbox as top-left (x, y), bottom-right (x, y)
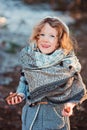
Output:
top-left (19, 45), bottom-right (86, 104)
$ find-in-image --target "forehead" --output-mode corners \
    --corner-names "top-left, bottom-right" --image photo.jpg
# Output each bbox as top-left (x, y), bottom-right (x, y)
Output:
top-left (40, 23), bottom-right (58, 34)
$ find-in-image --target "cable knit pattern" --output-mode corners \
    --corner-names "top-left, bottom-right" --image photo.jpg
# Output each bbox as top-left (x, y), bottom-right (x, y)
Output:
top-left (18, 44), bottom-right (86, 104)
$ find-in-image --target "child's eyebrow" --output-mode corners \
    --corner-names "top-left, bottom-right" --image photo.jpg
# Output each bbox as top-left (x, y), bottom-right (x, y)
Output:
top-left (40, 32), bottom-right (57, 35)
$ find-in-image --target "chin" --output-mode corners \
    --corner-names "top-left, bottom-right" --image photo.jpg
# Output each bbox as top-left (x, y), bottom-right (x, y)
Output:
top-left (41, 51), bottom-right (52, 54)
top-left (39, 47), bottom-right (54, 54)
top-left (41, 51), bottom-right (48, 54)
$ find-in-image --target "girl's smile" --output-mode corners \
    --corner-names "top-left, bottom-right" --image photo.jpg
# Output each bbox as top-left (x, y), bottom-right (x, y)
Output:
top-left (40, 44), bottom-right (51, 48)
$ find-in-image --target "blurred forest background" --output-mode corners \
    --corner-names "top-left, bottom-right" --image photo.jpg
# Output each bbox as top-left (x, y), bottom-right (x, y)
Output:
top-left (0, 0), bottom-right (87, 130)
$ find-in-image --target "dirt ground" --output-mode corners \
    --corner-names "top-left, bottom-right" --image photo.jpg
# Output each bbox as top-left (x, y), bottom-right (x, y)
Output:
top-left (0, 16), bottom-right (87, 130)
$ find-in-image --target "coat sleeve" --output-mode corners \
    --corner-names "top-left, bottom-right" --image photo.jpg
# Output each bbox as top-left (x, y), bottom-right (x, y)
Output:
top-left (16, 72), bottom-right (29, 98)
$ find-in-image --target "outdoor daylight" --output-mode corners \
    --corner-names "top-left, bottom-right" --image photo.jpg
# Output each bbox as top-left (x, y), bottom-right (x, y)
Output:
top-left (0, 0), bottom-right (87, 130)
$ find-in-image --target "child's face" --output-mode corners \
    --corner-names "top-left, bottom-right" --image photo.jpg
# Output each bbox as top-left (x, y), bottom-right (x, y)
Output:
top-left (37, 23), bottom-right (59, 54)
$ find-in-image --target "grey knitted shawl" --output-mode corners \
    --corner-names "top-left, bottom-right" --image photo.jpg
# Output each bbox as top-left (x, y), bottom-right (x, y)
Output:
top-left (19, 45), bottom-right (86, 104)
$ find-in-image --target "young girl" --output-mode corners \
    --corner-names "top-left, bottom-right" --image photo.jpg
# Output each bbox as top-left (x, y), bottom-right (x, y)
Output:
top-left (6, 16), bottom-right (86, 130)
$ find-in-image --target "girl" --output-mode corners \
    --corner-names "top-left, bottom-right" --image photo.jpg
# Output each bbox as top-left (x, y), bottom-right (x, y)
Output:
top-left (6, 16), bottom-right (86, 130)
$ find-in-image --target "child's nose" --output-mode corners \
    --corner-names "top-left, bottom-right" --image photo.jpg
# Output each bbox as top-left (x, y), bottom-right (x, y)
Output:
top-left (43, 35), bottom-right (49, 42)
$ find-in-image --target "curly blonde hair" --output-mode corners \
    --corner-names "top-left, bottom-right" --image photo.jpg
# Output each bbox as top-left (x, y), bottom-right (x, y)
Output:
top-left (30, 17), bottom-right (75, 52)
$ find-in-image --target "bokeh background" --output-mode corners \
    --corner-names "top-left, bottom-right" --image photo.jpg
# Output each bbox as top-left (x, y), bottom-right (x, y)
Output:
top-left (0, 0), bottom-right (87, 130)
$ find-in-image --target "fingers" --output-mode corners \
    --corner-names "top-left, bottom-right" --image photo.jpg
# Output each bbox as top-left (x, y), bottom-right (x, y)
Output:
top-left (7, 99), bottom-right (12, 105)
top-left (62, 107), bottom-right (73, 117)
top-left (63, 108), bottom-right (73, 116)
top-left (10, 92), bottom-right (13, 95)
top-left (65, 103), bottom-right (76, 109)
top-left (6, 93), bottom-right (23, 105)
top-left (10, 96), bottom-right (22, 105)
top-left (62, 103), bottom-right (75, 117)
top-left (64, 107), bottom-right (70, 113)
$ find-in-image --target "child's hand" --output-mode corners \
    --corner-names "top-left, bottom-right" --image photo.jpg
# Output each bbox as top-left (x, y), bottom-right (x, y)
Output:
top-left (62, 103), bottom-right (76, 117)
top-left (6, 92), bottom-right (23, 105)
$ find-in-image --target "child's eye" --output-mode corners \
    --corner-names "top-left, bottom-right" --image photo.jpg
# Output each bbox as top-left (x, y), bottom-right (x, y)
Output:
top-left (40, 34), bottom-right (45, 36)
top-left (50, 35), bottom-right (55, 37)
